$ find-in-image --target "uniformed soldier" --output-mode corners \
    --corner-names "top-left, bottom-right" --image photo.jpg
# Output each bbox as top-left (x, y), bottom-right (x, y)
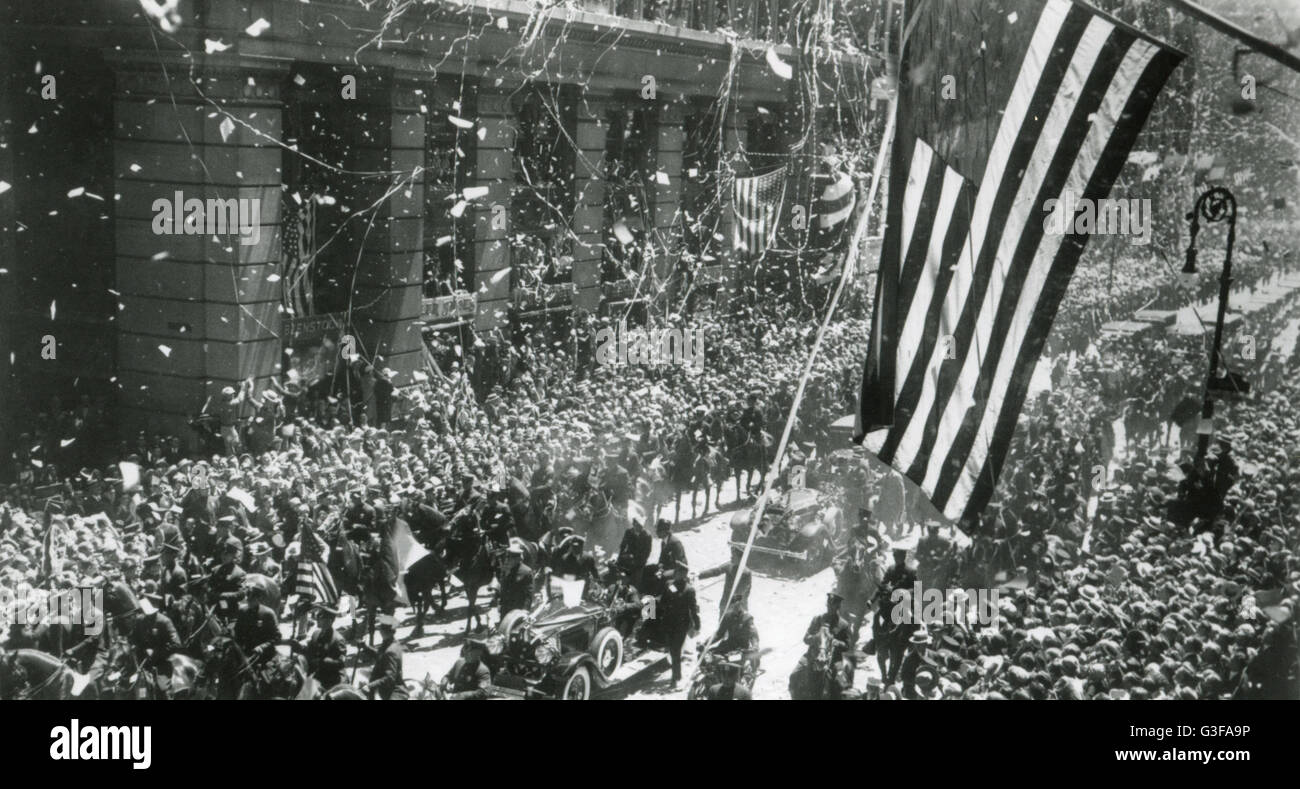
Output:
top-left (128, 595), bottom-right (182, 692)
top-left (207, 536), bottom-right (246, 621)
top-left (364, 614), bottom-right (407, 700)
top-left (875, 545), bottom-right (918, 684)
top-left (302, 604), bottom-right (346, 692)
top-left (789, 592), bottom-right (854, 699)
top-left (441, 640), bottom-right (492, 700)
top-left (704, 598), bottom-right (761, 684)
top-left (157, 541), bottom-right (189, 614)
top-left (700, 660), bottom-right (753, 700)
top-left (233, 583), bottom-right (280, 662)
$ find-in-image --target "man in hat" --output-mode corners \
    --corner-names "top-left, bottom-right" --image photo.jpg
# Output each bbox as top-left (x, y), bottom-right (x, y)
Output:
top-left (363, 614), bottom-right (407, 700)
top-left (899, 624), bottom-right (932, 700)
top-left (234, 582), bottom-right (280, 663)
top-left (658, 566), bottom-right (701, 689)
top-left (703, 598), bottom-right (761, 686)
top-left (615, 518), bottom-right (652, 589)
top-left (833, 515), bottom-right (885, 640)
top-left (789, 592), bottom-right (854, 699)
top-left (207, 536), bottom-right (247, 621)
top-left (301, 603), bottom-right (346, 693)
top-left (496, 540), bottom-right (536, 620)
top-left (875, 544), bottom-right (918, 684)
top-left (128, 594), bottom-right (182, 692)
top-left (441, 640), bottom-right (491, 700)
top-left (655, 519), bottom-right (688, 578)
top-left (157, 539), bottom-right (189, 616)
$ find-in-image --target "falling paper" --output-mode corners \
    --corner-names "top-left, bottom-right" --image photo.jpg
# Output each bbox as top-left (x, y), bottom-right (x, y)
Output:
top-left (0, 181), bottom-right (10, 195)
top-left (219, 116), bottom-right (236, 142)
top-left (159, 344), bottom-right (172, 357)
top-left (120, 461), bottom-right (141, 492)
top-left (462, 185), bottom-right (489, 200)
top-left (766, 48), bottom-right (793, 80)
top-left (496, 16), bottom-right (509, 31)
top-left (655, 171), bottom-right (670, 186)
top-left (450, 200), bottom-right (468, 218)
top-left (448, 115), bottom-right (474, 129)
top-left (246, 18), bottom-right (270, 37)
top-left (612, 219), bottom-right (635, 246)
top-left (67, 187), bottom-right (85, 198)
top-left (204, 39), bottom-right (230, 54)
top-left (50, 300), bottom-right (56, 320)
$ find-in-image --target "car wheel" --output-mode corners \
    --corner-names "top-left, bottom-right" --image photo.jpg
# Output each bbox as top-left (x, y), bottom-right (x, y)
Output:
top-left (561, 665), bottom-right (592, 700)
top-left (588, 626), bottom-right (624, 681)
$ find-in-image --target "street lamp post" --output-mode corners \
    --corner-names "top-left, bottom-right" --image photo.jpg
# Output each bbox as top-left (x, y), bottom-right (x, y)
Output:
top-left (1181, 186), bottom-right (1238, 462)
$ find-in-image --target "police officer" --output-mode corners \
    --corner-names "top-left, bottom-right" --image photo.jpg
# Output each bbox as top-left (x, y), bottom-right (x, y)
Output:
top-left (789, 592), bottom-right (854, 699)
top-left (207, 536), bottom-right (246, 621)
top-left (128, 595), bottom-right (182, 690)
top-left (302, 604), bottom-right (346, 692)
top-left (704, 598), bottom-right (761, 685)
top-left (364, 614), bottom-right (407, 700)
top-left (233, 583), bottom-right (280, 662)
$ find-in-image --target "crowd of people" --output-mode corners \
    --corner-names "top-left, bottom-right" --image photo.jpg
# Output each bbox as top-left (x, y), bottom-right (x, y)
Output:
top-left (3, 222), bottom-right (1298, 700)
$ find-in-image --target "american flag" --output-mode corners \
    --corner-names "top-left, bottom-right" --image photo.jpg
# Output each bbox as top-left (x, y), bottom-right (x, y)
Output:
top-left (295, 525), bottom-right (338, 606)
top-left (732, 166), bottom-right (787, 258)
top-left (282, 194), bottom-right (316, 316)
top-left (858, 0), bottom-right (1183, 526)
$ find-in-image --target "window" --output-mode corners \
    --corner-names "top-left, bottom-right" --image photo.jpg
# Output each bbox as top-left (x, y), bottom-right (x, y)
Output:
top-left (602, 100), bottom-right (658, 283)
top-left (511, 84), bottom-right (578, 289)
top-left (424, 81), bottom-right (477, 298)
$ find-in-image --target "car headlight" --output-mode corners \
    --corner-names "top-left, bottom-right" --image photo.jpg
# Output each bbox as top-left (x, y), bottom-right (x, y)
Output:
top-left (534, 640), bottom-right (558, 665)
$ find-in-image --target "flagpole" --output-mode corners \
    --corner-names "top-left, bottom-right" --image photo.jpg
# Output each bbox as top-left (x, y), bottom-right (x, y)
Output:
top-left (1155, 0), bottom-right (1300, 75)
top-left (720, 43), bottom-right (902, 617)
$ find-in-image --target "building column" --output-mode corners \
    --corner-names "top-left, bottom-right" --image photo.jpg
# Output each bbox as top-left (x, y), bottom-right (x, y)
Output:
top-left (718, 105), bottom-right (747, 298)
top-left (573, 88), bottom-right (612, 314)
top-left (353, 74), bottom-right (425, 386)
top-left (471, 83), bottom-right (514, 333)
top-left (109, 53), bottom-right (285, 442)
top-left (653, 100), bottom-right (686, 301)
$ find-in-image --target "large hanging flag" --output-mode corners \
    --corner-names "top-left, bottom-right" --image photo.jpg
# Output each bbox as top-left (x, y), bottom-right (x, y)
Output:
top-left (732, 166), bottom-right (787, 257)
top-left (857, 0), bottom-right (1184, 526)
top-left (282, 193), bottom-right (316, 316)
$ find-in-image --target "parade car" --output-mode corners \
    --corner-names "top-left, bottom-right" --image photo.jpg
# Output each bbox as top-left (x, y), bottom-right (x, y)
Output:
top-left (729, 486), bottom-right (844, 572)
top-left (467, 580), bottom-right (655, 700)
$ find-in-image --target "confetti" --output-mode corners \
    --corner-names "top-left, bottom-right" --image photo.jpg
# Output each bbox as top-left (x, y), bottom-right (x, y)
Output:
top-left (0, 181), bottom-right (10, 195)
top-left (450, 200), bottom-right (468, 218)
top-left (447, 115), bottom-right (474, 129)
top-left (462, 185), bottom-right (489, 200)
top-left (67, 187), bottom-right (85, 198)
top-left (159, 345), bottom-right (172, 357)
top-left (219, 116), bottom-right (236, 142)
top-left (50, 300), bottom-right (56, 320)
top-left (246, 18), bottom-right (270, 37)
top-left (765, 48), bottom-right (793, 80)
top-left (655, 171), bottom-right (671, 186)
top-left (204, 39), bottom-right (230, 54)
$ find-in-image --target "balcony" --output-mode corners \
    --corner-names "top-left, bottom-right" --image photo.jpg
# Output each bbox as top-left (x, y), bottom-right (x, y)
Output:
top-left (512, 282), bottom-right (578, 312)
top-left (576, 0), bottom-right (794, 40)
top-left (421, 292), bottom-right (478, 325)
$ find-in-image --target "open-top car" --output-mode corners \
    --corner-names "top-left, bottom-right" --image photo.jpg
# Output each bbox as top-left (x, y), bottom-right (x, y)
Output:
top-left (729, 486), bottom-right (844, 572)
top-left (467, 578), bottom-right (656, 699)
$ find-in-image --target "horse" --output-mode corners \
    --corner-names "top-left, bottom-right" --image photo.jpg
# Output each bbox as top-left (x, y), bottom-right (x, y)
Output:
top-left (171, 595), bottom-right (226, 657)
top-left (404, 550), bottom-right (450, 638)
top-left (667, 438), bottom-right (715, 522)
top-left (0, 648), bottom-right (82, 699)
top-left (726, 423), bottom-right (769, 498)
top-left (444, 521), bottom-right (498, 633)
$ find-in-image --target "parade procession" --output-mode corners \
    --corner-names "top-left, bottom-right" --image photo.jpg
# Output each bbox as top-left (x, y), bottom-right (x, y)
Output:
top-left (1, 0), bottom-right (1299, 707)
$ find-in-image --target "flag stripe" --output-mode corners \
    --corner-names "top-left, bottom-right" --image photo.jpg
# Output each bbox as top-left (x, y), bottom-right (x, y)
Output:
top-left (881, 0), bottom-right (1087, 464)
top-left (908, 19), bottom-right (1137, 483)
top-left (945, 45), bottom-right (1182, 520)
top-left (924, 29), bottom-right (1149, 497)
